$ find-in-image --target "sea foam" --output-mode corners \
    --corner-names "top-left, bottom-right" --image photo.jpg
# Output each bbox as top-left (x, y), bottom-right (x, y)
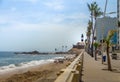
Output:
top-left (0, 59), bottom-right (54, 74)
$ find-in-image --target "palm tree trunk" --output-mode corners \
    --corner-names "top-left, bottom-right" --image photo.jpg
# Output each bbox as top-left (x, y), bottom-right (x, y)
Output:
top-left (88, 36), bottom-right (91, 53)
top-left (106, 44), bottom-right (112, 71)
top-left (95, 47), bottom-right (97, 60)
top-left (91, 33), bottom-right (94, 57)
top-left (93, 19), bottom-right (97, 59)
top-left (91, 13), bottom-right (94, 57)
top-left (91, 18), bottom-right (97, 57)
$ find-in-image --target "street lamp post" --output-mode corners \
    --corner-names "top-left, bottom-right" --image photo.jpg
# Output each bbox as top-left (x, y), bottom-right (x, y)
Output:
top-left (117, 0), bottom-right (120, 49)
top-left (101, 0), bottom-right (108, 64)
top-left (103, 0), bottom-right (108, 17)
top-left (101, 0), bottom-right (116, 64)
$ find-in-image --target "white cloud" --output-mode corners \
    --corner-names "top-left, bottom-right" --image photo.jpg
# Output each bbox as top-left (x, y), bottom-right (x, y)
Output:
top-left (66, 13), bottom-right (88, 20)
top-left (11, 7), bottom-right (16, 12)
top-left (78, 0), bottom-right (93, 4)
top-left (11, 0), bottom-right (38, 4)
top-left (28, 0), bottom-right (38, 4)
top-left (0, 12), bottom-right (87, 51)
top-left (49, 13), bottom-right (88, 25)
top-left (44, 0), bottom-right (64, 10)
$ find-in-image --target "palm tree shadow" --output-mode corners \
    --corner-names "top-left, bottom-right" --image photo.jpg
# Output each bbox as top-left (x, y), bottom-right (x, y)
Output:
top-left (102, 68), bottom-right (120, 73)
top-left (112, 69), bottom-right (120, 73)
top-left (103, 63), bottom-right (107, 65)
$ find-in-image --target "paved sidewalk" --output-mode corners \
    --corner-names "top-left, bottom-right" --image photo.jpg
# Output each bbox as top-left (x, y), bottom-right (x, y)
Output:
top-left (82, 52), bottom-right (120, 82)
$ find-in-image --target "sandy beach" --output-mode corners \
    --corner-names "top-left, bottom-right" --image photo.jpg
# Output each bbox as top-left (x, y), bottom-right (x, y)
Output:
top-left (0, 48), bottom-right (82, 82)
top-left (0, 60), bottom-right (71, 82)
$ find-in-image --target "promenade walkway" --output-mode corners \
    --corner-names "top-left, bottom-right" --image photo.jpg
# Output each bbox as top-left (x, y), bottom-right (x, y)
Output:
top-left (82, 52), bottom-right (120, 82)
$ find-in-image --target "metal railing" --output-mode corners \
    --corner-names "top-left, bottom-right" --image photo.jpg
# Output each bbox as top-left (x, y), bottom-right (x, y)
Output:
top-left (54, 51), bottom-right (84, 82)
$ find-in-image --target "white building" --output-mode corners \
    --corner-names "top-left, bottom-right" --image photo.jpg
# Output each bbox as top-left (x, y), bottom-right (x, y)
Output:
top-left (95, 17), bottom-right (118, 44)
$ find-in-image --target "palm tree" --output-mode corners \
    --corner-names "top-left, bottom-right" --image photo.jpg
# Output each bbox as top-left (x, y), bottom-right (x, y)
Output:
top-left (86, 20), bottom-right (92, 53)
top-left (62, 46), bottom-right (64, 52)
top-left (93, 42), bottom-right (99, 60)
top-left (65, 46), bottom-right (67, 52)
top-left (92, 5), bottom-right (102, 59)
top-left (105, 30), bottom-right (116, 71)
top-left (55, 48), bottom-right (57, 52)
top-left (87, 2), bottom-right (102, 57)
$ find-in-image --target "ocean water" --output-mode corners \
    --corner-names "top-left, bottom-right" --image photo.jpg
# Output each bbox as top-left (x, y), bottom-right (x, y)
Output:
top-left (0, 52), bottom-right (66, 73)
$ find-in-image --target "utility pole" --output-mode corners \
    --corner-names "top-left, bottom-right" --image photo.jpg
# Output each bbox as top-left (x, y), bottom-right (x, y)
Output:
top-left (101, 0), bottom-right (108, 64)
top-left (104, 0), bottom-right (108, 17)
top-left (117, 0), bottom-right (120, 46)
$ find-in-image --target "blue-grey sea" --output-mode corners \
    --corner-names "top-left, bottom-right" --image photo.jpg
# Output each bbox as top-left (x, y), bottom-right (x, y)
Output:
top-left (0, 52), bottom-right (65, 73)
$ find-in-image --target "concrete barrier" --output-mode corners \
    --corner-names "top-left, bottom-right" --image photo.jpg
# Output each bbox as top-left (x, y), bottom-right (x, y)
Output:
top-left (54, 51), bottom-right (84, 82)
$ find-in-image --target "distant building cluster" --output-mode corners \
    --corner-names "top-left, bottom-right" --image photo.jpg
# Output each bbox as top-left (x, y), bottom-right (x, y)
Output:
top-left (73, 42), bottom-right (85, 49)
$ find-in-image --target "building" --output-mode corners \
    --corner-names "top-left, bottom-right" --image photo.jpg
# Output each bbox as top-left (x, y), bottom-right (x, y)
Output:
top-left (95, 17), bottom-right (118, 44)
top-left (73, 42), bottom-right (85, 49)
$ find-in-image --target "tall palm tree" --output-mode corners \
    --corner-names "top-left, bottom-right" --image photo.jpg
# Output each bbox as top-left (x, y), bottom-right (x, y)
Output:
top-left (105, 30), bottom-right (116, 71)
top-left (62, 46), bottom-right (64, 52)
top-left (65, 46), bottom-right (67, 52)
top-left (92, 6), bottom-right (103, 59)
top-left (86, 20), bottom-right (92, 53)
top-left (87, 2), bottom-right (102, 57)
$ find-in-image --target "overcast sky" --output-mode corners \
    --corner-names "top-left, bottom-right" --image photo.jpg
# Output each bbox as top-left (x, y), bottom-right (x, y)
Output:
top-left (0, 0), bottom-right (117, 52)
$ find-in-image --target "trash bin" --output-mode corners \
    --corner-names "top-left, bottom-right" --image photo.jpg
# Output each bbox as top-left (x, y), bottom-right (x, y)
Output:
top-left (102, 56), bottom-right (106, 62)
top-left (112, 53), bottom-right (117, 60)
